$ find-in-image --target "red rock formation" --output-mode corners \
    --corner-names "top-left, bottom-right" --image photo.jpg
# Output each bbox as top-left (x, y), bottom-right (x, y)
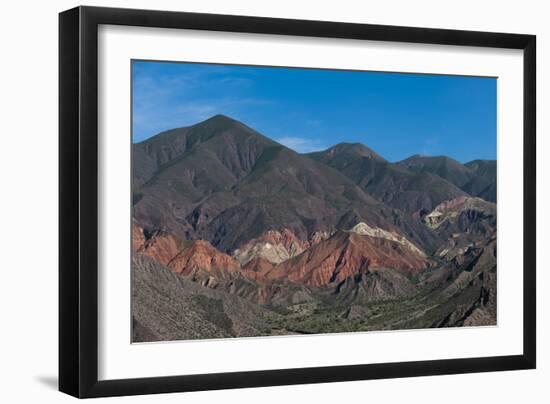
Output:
top-left (233, 228), bottom-right (332, 265)
top-left (258, 231), bottom-right (429, 287)
top-left (264, 229), bottom-right (307, 250)
top-left (242, 257), bottom-right (274, 274)
top-left (240, 258), bottom-right (276, 285)
top-left (133, 224), bottom-right (240, 281)
top-left (133, 224), bottom-right (427, 289)
top-left (167, 239), bottom-right (240, 278)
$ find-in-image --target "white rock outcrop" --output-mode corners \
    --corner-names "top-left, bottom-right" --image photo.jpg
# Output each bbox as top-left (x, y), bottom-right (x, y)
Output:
top-left (348, 222), bottom-right (425, 257)
top-left (233, 241), bottom-right (293, 265)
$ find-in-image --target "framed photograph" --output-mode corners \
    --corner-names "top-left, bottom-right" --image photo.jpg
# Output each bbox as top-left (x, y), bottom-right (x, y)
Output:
top-left (59, 6), bottom-right (536, 398)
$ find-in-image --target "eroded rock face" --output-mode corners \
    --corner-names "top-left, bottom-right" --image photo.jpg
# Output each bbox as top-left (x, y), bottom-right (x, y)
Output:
top-left (348, 222), bottom-right (425, 257)
top-left (257, 231), bottom-right (429, 287)
top-left (233, 229), bottom-right (307, 265)
top-left (133, 224), bottom-right (428, 289)
top-left (423, 196), bottom-right (495, 229)
top-left (242, 257), bottom-right (274, 274)
top-left (232, 228), bottom-right (332, 265)
top-left (167, 240), bottom-right (241, 278)
top-left (133, 224), bottom-right (240, 286)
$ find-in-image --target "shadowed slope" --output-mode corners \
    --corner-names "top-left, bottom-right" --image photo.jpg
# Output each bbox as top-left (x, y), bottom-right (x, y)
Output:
top-left (397, 155), bottom-right (473, 187)
top-left (309, 144), bottom-right (467, 212)
top-left (397, 155), bottom-right (497, 203)
top-left (463, 160), bottom-right (497, 202)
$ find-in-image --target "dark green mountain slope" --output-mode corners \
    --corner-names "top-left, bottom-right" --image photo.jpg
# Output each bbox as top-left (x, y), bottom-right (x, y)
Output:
top-left (308, 144), bottom-right (467, 212)
top-left (397, 155), bottom-right (473, 188)
top-left (396, 155), bottom-right (496, 203)
top-left (463, 160), bottom-right (497, 202)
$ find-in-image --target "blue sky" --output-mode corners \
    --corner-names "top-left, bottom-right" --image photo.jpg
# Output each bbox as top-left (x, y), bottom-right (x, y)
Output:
top-left (132, 60), bottom-right (496, 162)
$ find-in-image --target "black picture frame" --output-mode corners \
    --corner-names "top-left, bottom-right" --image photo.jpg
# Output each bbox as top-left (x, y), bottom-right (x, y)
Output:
top-left (59, 5), bottom-right (536, 398)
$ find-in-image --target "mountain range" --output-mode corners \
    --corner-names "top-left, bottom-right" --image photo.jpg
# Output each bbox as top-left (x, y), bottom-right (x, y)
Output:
top-left (132, 114), bottom-right (497, 341)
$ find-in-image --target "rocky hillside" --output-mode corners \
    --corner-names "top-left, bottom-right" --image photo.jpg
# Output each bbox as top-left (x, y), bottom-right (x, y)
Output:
top-left (397, 155), bottom-right (496, 202)
top-left (309, 144), bottom-right (468, 212)
top-left (131, 115), bottom-right (497, 341)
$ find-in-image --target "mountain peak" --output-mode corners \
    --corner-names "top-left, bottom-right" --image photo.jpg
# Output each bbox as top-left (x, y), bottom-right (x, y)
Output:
top-left (400, 154), bottom-right (461, 165)
top-left (135, 114), bottom-right (240, 146)
top-left (194, 114), bottom-right (243, 129)
top-left (324, 142), bottom-right (385, 162)
top-left (203, 113), bottom-right (235, 123)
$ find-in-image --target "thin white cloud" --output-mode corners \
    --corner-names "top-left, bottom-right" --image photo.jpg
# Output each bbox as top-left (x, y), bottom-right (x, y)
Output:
top-left (274, 136), bottom-right (328, 153)
top-left (132, 66), bottom-right (274, 140)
